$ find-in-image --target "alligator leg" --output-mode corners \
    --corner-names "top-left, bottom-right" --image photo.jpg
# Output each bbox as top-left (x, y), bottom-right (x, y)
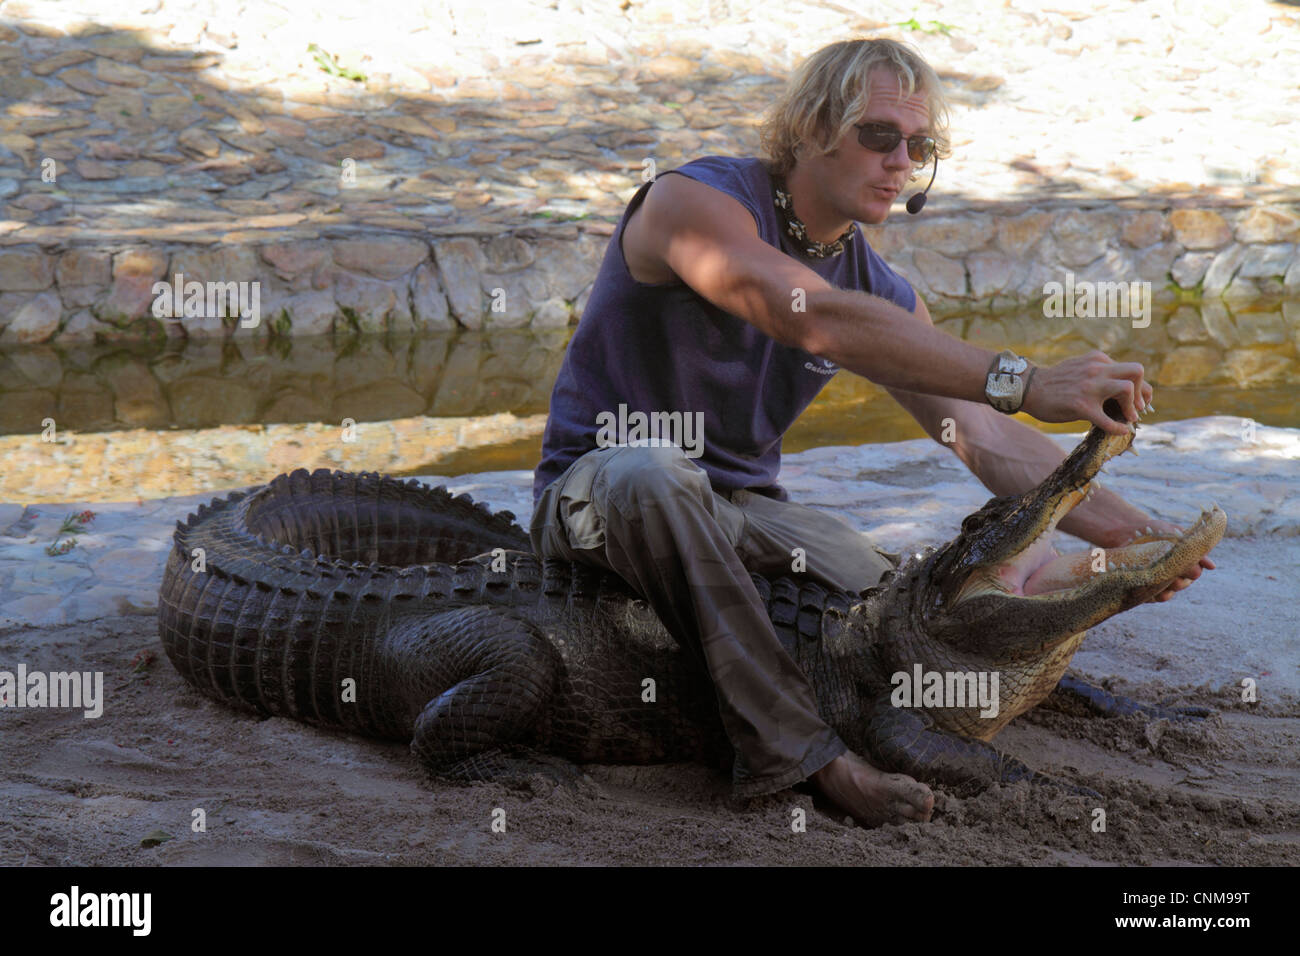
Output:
top-left (865, 698), bottom-right (1100, 798)
top-left (381, 605), bottom-right (593, 792)
top-left (1043, 674), bottom-right (1214, 721)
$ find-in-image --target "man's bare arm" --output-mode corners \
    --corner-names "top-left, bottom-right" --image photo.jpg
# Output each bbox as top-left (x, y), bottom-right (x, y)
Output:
top-left (888, 295), bottom-right (1214, 600)
top-left (628, 173), bottom-right (1149, 434)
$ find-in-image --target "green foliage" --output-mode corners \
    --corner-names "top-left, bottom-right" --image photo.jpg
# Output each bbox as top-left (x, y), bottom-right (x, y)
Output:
top-left (307, 43), bottom-right (367, 83)
top-left (896, 18), bottom-right (957, 34)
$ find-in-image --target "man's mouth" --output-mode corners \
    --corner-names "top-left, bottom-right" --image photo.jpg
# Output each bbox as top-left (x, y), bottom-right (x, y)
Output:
top-left (872, 185), bottom-right (898, 199)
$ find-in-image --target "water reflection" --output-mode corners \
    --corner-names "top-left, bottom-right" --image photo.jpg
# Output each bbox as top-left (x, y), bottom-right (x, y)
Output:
top-left (1, 301), bottom-right (1296, 487)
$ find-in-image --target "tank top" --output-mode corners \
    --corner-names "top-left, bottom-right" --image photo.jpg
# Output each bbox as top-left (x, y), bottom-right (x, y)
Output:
top-left (532, 155), bottom-right (918, 505)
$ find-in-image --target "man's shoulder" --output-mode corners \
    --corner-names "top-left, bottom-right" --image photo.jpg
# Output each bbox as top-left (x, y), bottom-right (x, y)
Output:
top-left (663, 155), bottom-right (770, 198)
top-left (851, 225), bottom-right (919, 312)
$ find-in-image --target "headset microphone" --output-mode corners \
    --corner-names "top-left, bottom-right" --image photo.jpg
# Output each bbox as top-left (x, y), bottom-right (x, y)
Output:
top-left (906, 156), bottom-right (938, 215)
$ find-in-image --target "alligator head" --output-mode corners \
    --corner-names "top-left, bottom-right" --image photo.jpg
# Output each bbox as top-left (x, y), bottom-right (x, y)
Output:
top-left (878, 422), bottom-right (1226, 664)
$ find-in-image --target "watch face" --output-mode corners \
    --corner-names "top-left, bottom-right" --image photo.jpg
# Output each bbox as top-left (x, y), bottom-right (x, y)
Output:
top-left (997, 353), bottom-right (1029, 375)
top-left (987, 371), bottom-right (1023, 412)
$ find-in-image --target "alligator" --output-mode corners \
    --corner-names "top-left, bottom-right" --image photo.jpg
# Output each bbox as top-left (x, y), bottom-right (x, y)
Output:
top-left (157, 422), bottom-right (1225, 798)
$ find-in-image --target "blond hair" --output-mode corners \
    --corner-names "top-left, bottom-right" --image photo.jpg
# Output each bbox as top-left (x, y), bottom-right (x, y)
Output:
top-left (760, 38), bottom-right (953, 177)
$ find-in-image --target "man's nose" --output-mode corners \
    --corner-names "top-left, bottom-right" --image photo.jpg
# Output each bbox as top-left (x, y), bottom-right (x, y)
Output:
top-left (883, 140), bottom-right (911, 168)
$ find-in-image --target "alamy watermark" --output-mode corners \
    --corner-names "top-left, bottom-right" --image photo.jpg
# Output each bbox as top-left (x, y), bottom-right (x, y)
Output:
top-left (890, 664), bottom-right (1000, 719)
top-left (595, 403), bottom-right (705, 458)
top-left (151, 273), bottom-right (261, 328)
top-left (0, 665), bottom-right (103, 718)
top-left (1042, 271), bottom-right (1151, 329)
top-left (49, 886), bottom-right (150, 935)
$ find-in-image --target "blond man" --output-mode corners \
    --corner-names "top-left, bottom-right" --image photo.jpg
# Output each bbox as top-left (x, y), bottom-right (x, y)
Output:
top-left (530, 38), bottom-right (1212, 825)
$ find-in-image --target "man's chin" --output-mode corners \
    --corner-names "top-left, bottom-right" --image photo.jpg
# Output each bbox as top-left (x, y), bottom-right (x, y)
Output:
top-left (857, 204), bottom-right (893, 226)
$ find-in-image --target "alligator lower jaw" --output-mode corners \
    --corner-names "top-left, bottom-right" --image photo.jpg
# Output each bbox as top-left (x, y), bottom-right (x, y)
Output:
top-left (957, 505), bottom-right (1223, 603)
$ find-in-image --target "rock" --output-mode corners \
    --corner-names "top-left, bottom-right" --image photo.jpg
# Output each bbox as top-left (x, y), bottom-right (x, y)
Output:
top-left (30, 50), bottom-right (94, 75)
top-left (995, 211), bottom-right (1053, 257)
top-left (1134, 242), bottom-right (1180, 283)
top-left (0, 179), bottom-right (18, 199)
top-left (966, 251), bottom-right (1013, 298)
top-left (1121, 210), bottom-right (1166, 248)
top-left (1199, 301), bottom-right (1235, 348)
top-left (1171, 251), bottom-right (1214, 288)
top-left (278, 290), bottom-right (337, 336)
top-left (55, 309), bottom-right (113, 343)
top-left (74, 159), bottom-right (119, 180)
top-left (641, 55), bottom-right (695, 80)
top-left (260, 241), bottom-right (330, 280)
top-left (433, 238), bottom-right (485, 329)
top-left (331, 238), bottom-right (428, 280)
top-left (481, 269), bottom-right (550, 329)
top-left (1051, 209), bottom-right (1116, 266)
top-left (334, 273), bottom-right (401, 332)
top-left (906, 217), bottom-right (991, 257)
top-left (55, 250), bottom-right (112, 308)
top-left (483, 235), bottom-right (536, 272)
top-left (1223, 275), bottom-right (1259, 303)
top-left (1237, 244), bottom-right (1294, 279)
top-left (574, 282), bottom-right (594, 319)
top-left (0, 292), bottom-right (61, 344)
top-left (1169, 209), bottom-right (1232, 250)
top-left (178, 127), bottom-right (222, 158)
top-left (532, 296), bottom-right (572, 328)
top-left (1202, 245), bottom-right (1246, 294)
top-left (170, 246), bottom-right (261, 285)
top-left (0, 246), bottom-right (55, 291)
top-left (59, 68), bottom-right (110, 96)
top-left (99, 249), bottom-right (169, 321)
top-left (912, 249), bottom-right (966, 297)
top-left (1285, 256), bottom-right (1300, 292)
top-left (1156, 346), bottom-right (1220, 386)
top-left (1234, 206), bottom-right (1300, 244)
top-left (411, 263), bottom-right (453, 330)
top-left (94, 58), bottom-right (151, 87)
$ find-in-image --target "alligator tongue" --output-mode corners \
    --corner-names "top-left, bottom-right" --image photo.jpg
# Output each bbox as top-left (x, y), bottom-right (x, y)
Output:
top-left (1023, 537), bottom-right (1178, 596)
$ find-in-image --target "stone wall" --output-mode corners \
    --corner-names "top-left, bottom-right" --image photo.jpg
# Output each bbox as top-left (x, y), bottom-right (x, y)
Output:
top-left (0, 199), bottom-right (1296, 344)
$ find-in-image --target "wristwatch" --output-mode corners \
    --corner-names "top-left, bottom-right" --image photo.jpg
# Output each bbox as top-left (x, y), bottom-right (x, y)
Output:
top-left (985, 349), bottom-right (1036, 414)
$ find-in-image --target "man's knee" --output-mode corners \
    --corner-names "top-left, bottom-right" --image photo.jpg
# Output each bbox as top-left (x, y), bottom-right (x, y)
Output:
top-left (599, 444), bottom-right (713, 510)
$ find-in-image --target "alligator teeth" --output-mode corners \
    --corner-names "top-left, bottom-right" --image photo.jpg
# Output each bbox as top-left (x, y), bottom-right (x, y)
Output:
top-left (1148, 404), bottom-right (1155, 414)
top-left (1107, 561), bottom-right (1116, 571)
top-left (1145, 525), bottom-right (1154, 535)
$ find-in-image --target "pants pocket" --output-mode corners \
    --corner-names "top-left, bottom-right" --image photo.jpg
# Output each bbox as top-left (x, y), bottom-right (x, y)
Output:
top-left (555, 452), bottom-right (611, 552)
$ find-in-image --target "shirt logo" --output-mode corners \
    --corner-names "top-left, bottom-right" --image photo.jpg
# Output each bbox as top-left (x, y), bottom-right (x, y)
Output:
top-left (803, 357), bottom-right (838, 376)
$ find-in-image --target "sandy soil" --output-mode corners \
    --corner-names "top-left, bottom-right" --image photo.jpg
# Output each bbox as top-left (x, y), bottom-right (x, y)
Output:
top-left (2, 587), bottom-right (1296, 867)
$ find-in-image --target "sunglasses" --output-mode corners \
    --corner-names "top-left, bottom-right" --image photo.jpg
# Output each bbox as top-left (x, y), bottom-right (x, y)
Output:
top-left (855, 122), bottom-right (936, 164)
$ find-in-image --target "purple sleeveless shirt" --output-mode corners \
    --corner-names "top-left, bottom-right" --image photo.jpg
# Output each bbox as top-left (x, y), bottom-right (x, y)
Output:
top-left (532, 155), bottom-right (917, 505)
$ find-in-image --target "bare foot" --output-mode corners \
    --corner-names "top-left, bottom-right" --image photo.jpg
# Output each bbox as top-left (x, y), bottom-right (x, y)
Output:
top-left (810, 752), bottom-right (934, 826)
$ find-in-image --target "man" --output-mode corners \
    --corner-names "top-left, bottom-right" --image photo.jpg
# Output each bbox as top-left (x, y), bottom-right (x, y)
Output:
top-left (529, 38), bottom-right (1213, 826)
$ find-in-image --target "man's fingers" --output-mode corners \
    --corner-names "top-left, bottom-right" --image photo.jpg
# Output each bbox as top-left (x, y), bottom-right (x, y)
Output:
top-left (1089, 405), bottom-right (1133, 435)
top-left (1102, 378), bottom-right (1140, 424)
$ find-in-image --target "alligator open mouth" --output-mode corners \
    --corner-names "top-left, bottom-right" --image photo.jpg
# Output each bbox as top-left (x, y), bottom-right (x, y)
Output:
top-left (926, 422), bottom-right (1227, 655)
top-left (957, 486), bottom-right (1225, 603)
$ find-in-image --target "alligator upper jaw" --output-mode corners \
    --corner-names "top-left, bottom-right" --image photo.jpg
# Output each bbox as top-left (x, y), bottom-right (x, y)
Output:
top-left (939, 423), bottom-right (1136, 608)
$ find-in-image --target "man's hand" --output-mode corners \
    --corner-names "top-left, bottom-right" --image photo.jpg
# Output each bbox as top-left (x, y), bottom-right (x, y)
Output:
top-left (1139, 519), bottom-right (1216, 603)
top-left (1023, 350), bottom-right (1155, 435)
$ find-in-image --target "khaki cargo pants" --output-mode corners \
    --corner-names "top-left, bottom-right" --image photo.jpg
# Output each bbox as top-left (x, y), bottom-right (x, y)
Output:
top-left (530, 444), bottom-right (894, 798)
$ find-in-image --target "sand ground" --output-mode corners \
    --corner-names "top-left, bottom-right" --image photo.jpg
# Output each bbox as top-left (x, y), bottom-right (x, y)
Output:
top-left (2, 534), bottom-right (1296, 867)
